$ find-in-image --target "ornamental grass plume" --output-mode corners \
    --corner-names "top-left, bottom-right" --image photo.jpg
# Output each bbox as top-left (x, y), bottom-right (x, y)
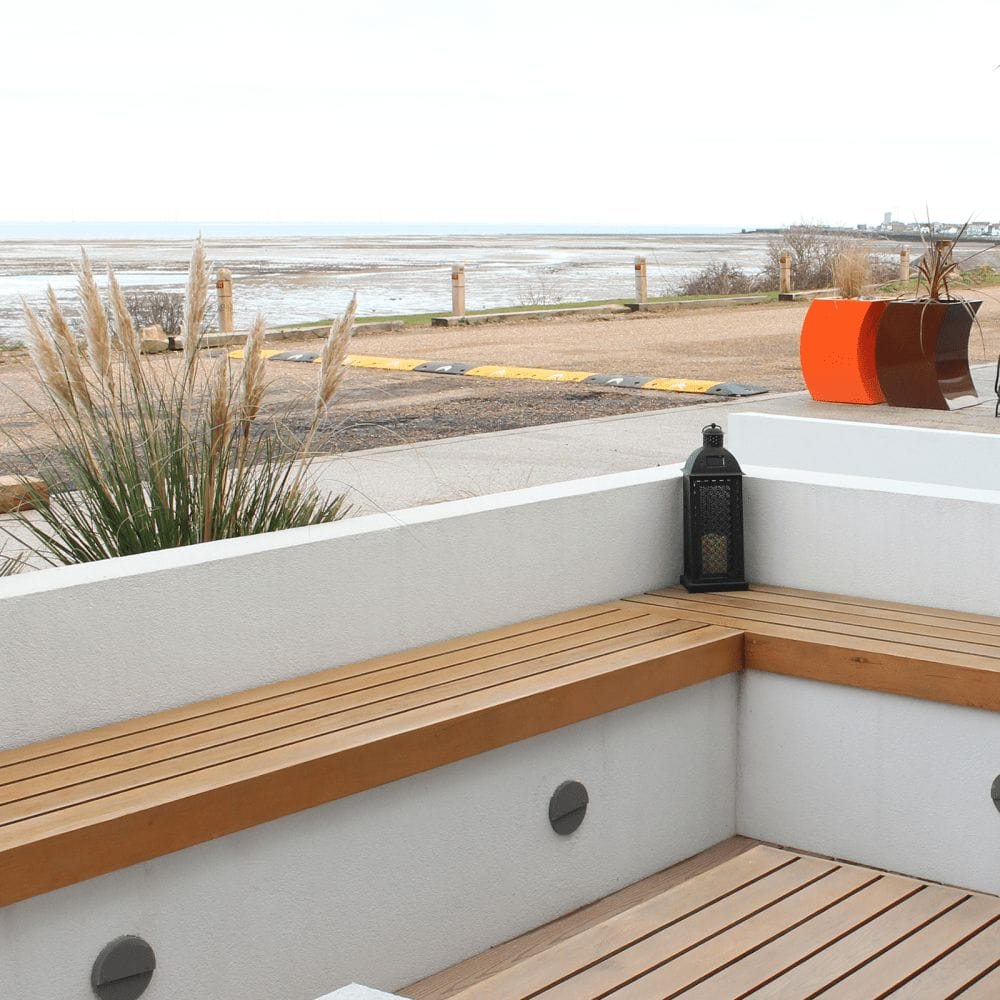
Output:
top-left (77, 251), bottom-right (112, 386)
top-left (182, 236), bottom-right (210, 369)
top-left (832, 245), bottom-right (872, 299)
top-left (3, 241), bottom-right (351, 566)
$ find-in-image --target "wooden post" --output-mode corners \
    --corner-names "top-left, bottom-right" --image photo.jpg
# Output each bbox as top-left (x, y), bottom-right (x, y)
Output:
top-left (634, 256), bottom-right (648, 304)
top-left (451, 264), bottom-right (466, 318)
top-left (779, 254), bottom-right (792, 294)
top-left (899, 248), bottom-right (910, 283)
top-left (216, 268), bottom-right (234, 333)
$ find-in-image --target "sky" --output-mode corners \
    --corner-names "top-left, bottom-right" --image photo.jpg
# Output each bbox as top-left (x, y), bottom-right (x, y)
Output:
top-left (2, 0), bottom-right (999, 229)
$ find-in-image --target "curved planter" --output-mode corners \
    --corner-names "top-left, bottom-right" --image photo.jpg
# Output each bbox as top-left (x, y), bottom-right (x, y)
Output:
top-left (875, 300), bottom-right (980, 410)
top-left (800, 298), bottom-right (887, 404)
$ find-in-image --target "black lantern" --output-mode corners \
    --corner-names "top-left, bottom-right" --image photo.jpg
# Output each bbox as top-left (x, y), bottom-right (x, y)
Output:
top-left (681, 423), bottom-right (748, 593)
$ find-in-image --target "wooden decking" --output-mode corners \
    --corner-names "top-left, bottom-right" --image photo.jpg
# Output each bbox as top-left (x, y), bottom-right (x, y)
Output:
top-left (408, 843), bottom-right (1000, 999)
top-left (626, 585), bottom-right (1000, 712)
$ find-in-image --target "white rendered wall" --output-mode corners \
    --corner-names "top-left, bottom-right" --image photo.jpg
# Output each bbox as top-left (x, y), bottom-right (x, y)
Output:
top-left (728, 412), bottom-right (1000, 491)
top-left (744, 467), bottom-right (1000, 616)
top-left (0, 466), bottom-right (683, 751)
top-left (0, 676), bottom-right (737, 1000)
top-left (738, 671), bottom-right (1000, 895)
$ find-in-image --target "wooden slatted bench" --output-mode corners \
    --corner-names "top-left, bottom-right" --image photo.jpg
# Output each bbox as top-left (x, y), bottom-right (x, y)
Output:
top-left (2, 583), bottom-right (998, 912)
top-left (406, 842), bottom-right (1000, 998)
top-left (0, 600), bottom-right (741, 907)
top-left (626, 585), bottom-right (1000, 713)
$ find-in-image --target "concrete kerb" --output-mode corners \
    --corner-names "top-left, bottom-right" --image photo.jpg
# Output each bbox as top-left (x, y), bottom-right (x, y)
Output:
top-left (431, 304), bottom-right (630, 326)
top-left (191, 321), bottom-right (405, 350)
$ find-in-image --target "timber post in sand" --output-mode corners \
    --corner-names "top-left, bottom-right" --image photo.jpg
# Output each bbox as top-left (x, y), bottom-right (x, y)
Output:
top-left (634, 257), bottom-right (648, 304)
top-left (779, 254), bottom-right (792, 294)
top-left (216, 269), bottom-right (234, 333)
top-left (899, 248), bottom-right (910, 283)
top-left (451, 264), bottom-right (466, 318)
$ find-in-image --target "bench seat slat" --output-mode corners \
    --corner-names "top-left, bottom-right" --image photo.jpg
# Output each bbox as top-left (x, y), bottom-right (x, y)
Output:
top-left (649, 589), bottom-right (1000, 648)
top-left (753, 584), bottom-right (1000, 628)
top-left (0, 611), bottom-right (683, 803)
top-left (0, 617), bottom-right (741, 907)
top-left (719, 586), bottom-right (1000, 642)
top-left (0, 603), bottom-right (637, 772)
top-left (633, 590), bottom-right (1000, 659)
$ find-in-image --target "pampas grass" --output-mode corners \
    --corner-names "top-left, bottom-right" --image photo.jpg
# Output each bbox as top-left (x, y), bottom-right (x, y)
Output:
top-left (182, 236), bottom-right (209, 368)
top-left (316, 293), bottom-right (357, 418)
top-left (5, 241), bottom-right (352, 566)
top-left (77, 251), bottom-right (112, 384)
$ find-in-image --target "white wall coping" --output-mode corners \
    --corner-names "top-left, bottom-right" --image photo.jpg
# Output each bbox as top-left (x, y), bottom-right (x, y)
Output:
top-left (729, 412), bottom-right (1000, 491)
top-left (0, 464), bottom-right (681, 600)
top-left (744, 463), bottom-right (1000, 505)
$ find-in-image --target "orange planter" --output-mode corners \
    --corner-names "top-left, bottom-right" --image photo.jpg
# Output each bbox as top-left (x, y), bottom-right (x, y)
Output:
top-left (799, 299), bottom-right (887, 404)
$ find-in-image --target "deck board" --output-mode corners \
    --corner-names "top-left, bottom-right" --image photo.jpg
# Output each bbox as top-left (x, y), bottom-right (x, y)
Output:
top-left (424, 846), bottom-right (1000, 999)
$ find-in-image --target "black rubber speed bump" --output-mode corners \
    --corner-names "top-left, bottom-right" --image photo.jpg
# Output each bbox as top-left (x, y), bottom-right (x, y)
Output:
top-left (583, 374), bottom-right (652, 389)
top-left (704, 382), bottom-right (768, 396)
top-left (413, 360), bottom-right (479, 375)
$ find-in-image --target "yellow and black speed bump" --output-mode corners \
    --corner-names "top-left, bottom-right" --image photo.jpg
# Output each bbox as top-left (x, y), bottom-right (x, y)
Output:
top-left (230, 349), bottom-right (767, 396)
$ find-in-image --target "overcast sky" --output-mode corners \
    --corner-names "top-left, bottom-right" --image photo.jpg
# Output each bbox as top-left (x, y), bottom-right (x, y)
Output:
top-left (3, 0), bottom-right (999, 229)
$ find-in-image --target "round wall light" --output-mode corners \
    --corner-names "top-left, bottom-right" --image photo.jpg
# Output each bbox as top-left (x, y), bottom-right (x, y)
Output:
top-left (549, 780), bottom-right (589, 835)
top-left (91, 935), bottom-right (156, 1000)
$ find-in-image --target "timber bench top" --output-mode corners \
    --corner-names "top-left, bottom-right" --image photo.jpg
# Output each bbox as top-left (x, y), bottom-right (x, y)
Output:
top-left (407, 841), bottom-right (1000, 999)
top-left (2, 585), bottom-right (999, 907)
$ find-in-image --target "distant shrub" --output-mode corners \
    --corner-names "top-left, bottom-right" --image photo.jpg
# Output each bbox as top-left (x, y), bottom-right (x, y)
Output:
top-left (677, 261), bottom-right (767, 297)
top-left (123, 289), bottom-right (187, 337)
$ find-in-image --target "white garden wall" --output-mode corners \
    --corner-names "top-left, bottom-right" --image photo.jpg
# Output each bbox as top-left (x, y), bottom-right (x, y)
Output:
top-left (729, 412), bottom-right (1000, 490)
top-left (744, 467), bottom-right (1000, 615)
top-left (0, 466), bottom-right (683, 751)
top-left (738, 671), bottom-right (1000, 895)
top-left (4, 416), bottom-right (1000, 1000)
top-left (0, 676), bottom-right (738, 1000)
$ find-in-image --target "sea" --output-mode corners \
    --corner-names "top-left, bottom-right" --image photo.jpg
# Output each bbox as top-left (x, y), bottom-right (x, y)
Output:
top-left (0, 224), bottom-right (775, 344)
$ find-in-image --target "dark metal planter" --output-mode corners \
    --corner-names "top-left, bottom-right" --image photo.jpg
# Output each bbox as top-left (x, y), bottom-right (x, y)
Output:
top-left (875, 300), bottom-right (981, 410)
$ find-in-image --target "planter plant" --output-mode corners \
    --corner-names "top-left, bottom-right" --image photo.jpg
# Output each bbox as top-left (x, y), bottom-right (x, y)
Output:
top-left (875, 225), bottom-right (984, 410)
top-left (799, 244), bottom-right (887, 405)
